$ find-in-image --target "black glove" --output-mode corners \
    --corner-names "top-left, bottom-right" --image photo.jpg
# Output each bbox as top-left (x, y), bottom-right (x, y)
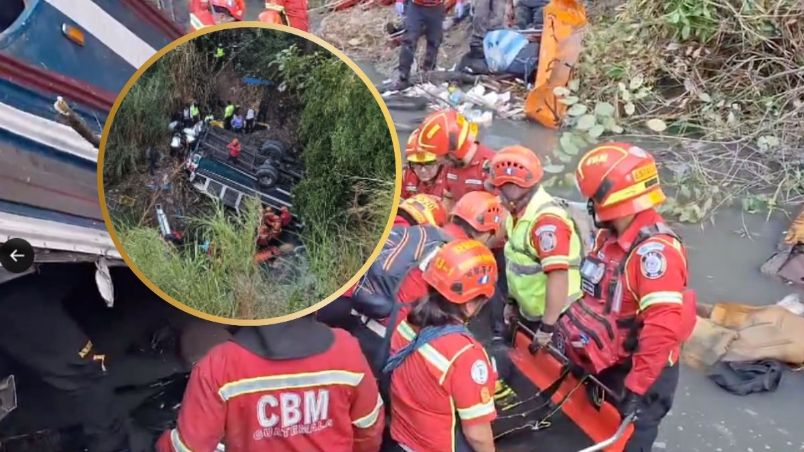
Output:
top-left (618, 389), bottom-right (642, 420)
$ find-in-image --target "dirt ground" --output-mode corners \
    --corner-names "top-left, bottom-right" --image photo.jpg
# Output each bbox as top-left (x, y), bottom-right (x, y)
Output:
top-left (319, 5), bottom-right (473, 76)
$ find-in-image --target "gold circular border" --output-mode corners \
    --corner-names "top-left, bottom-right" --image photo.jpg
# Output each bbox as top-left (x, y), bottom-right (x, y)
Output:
top-left (98, 22), bottom-right (402, 326)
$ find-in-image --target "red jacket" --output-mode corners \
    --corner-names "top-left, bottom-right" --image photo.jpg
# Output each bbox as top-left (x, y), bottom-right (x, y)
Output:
top-left (156, 330), bottom-right (384, 452)
top-left (594, 210), bottom-right (689, 395)
top-left (401, 166), bottom-right (448, 199)
top-left (444, 144), bottom-right (495, 202)
top-left (272, 0), bottom-right (309, 31)
top-left (228, 141), bottom-right (241, 158)
top-left (387, 307), bottom-right (497, 451)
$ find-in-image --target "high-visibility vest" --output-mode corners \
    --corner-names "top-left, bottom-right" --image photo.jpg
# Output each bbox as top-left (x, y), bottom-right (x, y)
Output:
top-left (504, 186), bottom-right (582, 320)
top-left (214, 47), bottom-right (225, 58)
top-left (190, 104), bottom-right (199, 118)
top-left (224, 105), bottom-right (235, 118)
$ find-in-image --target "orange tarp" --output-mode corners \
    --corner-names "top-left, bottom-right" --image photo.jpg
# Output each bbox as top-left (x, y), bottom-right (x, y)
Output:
top-left (524, 0), bottom-right (588, 128)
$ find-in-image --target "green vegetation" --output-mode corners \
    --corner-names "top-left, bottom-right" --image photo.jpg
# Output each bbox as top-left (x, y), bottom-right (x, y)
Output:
top-left (104, 28), bottom-right (394, 319)
top-left (545, 0), bottom-right (804, 222)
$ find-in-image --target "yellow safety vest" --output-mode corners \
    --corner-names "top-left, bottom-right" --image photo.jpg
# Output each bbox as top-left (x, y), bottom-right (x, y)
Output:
top-left (190, 104), bottom-right (199, 118)
top-left (224, 105), bottom-right (235, 118)
top-left (504, 186), bottom-right (582, 320)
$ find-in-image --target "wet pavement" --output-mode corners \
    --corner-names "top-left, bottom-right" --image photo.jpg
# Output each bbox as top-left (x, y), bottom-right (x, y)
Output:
top-left (368, 64), bottom-right (804, 450)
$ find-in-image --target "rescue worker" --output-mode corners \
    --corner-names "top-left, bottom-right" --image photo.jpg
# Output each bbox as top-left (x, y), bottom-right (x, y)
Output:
top-left (0, 266), bottom-right (128, 452)
top-left (157, 315), bottom-right (384, 451)
top-left (190, 100), bottom-right (200, 123)
top-left (384, 239), bottom-right (498, 452)
top-left (463, 0), bottom-right (505, 63)
top-left (557, 142), bottom-right (697, 451)
top-left (227, 138), bottom-right (241, 165)
top-left (271, 0), bottom-right (310, 31)
top-left (414, 109), bottom-right (496, 210)
top-left (214, 46), bottom-right (225, 59)
top-left (393, 0), bottom-right (466, 90)
top-left (515, 0), bottom-right (548, 29)
top-left (487, 145), bottom-right (583, 348)
top-left (258, 2), bottom-right (290, 26)
top-left (401, 127), bottom-right (448, 200)
top-left (245, 106), bottom-right (256, 134)
top-left (316, 194), bottom-right (448, 332)
top-left (396, 193), bottom-right (448, 228)
top-left (223, 101), bottom-right (235, 130)
top-left (231, 110), bottom-right (245, 134)
top-left (188, 0), bottom-right (245, 31)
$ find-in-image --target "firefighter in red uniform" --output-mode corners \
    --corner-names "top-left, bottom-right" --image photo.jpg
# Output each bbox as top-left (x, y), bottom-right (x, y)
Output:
top-left (396, 193), bottom-right (448, 228)
top-left (189, 0), bottom-right (245, 31)
top-left (415, 109), bottom-right (497, 210)
top-left (157, 315), bottom-right (384, 452)
top-left (401, 127), bottom-right (449, 200)
top-left (316, 194), bottom-right (447, 330)
top-left (557, 142), bottom-right (697, 451)
top-left (384, 239), bottom-right (498, 452)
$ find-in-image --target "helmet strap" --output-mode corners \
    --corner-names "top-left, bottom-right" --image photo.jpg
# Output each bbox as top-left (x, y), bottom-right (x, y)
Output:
top-left (587, 199), bottom-right (610, 230)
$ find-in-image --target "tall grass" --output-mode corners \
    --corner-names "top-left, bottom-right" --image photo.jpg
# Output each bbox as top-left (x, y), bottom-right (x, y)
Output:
top-left (116, 183), bottom-right (392, 319)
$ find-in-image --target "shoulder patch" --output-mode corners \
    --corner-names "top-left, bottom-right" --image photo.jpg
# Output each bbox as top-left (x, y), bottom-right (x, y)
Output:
top-left (636, 241), bottom-right (665, 256)
top-left (535, 224), bottom-right (558, 235)
top-left (538, 230), bottom-right (557, 252)
top-left (640, 250), bottom-right (667, 279)
top-left (471, 360), bottom-right (489, 385)
top-left (481, 386), bottom-right (492, 404)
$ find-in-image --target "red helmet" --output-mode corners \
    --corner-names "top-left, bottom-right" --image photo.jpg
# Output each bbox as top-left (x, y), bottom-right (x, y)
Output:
top-left (488, 145), bottom-right (544, 188)
top-left (576, 142), bottom-right (666, 221)
top-left (450, 191), bottom-right (504, 234)
top-left (422, 239), bottom-right (498, 304)
top-left (398, 194), bottom-right (448, 226)
top-left (258, 2), bottom-right (289, 25)
top-left (211, 0), bottom-right (245, 21)
top-left (405, 127), bottom-right (440, 164)
top-left (416, 109), bottom-right (479, 162)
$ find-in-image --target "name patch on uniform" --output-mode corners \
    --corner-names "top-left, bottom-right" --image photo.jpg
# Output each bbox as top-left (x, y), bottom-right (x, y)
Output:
top-left (640, 251), bottom-right (667, 279)
top-left (538, 231), bottom-right (557, 252)
top-left (471, 360), bottom-right (489, 385)
top-left (636, 242), bottom-right (665, 256)
top-left (465, 179), bottom-right (483, 185)
top-left (447, 173), bottom-right (458, 180)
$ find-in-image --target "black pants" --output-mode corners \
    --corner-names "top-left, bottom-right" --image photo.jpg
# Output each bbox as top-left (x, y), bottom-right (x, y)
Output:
top-left (598, 363), bottom-right (680, 452)
top-left (515, 0), bottom-right (548, 29)
top-left (223, 116), bottom-right (232, 130)
top-left (245, 118), bottom-right (255, 134)
top-left (398, 2), bottom-right (445, 81)
top-left (491, 247), bottom-right (508, 338)
top-left (0, 270), bottom-right (127, 452)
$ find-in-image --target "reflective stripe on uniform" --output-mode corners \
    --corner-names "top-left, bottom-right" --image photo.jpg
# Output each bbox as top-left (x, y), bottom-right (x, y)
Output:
top-left (398, 321), bottom-right (452, 374)
top-left (170, 429), bottom-right (192, 452)
top-left (189, 13), bottom-right (206, 30)
top-left (397, 321), bottom-right (474, 384)
top-left (507, 260), bottom-right (543, 275)
top-left (541, 255), bottom-right (570, 267)
top-left (456, 399), bottom-right (496, 420)
top-left (218, 370), bottom-right (364, 401)
top-left (639, 291), bottom-right (683, 310)
top-left (353, 394), bottom-right (384, 428)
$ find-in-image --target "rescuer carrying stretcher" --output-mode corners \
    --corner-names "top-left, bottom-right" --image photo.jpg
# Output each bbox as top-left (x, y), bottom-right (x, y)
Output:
top-left (555, 142), bottom-right (698, 451)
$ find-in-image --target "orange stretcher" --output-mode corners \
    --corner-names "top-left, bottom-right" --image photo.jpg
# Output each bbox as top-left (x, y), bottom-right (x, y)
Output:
top-left (524, 0), bottom-right (588, 128)
top-left (493, 322), bottom-right (634, 451)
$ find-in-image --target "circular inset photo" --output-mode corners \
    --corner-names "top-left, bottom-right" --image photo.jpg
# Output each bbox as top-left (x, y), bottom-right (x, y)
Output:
top-left (99, 24), bottom-right (400, 323)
